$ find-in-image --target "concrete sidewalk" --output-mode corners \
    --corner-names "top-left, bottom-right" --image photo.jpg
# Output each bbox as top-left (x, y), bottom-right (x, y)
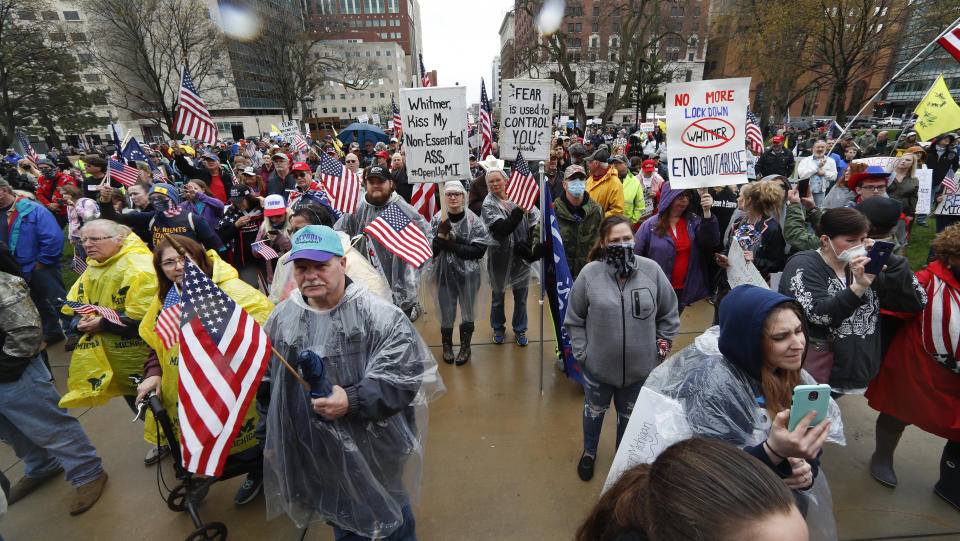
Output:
top-left (2, 296), bottom-right (958, 540)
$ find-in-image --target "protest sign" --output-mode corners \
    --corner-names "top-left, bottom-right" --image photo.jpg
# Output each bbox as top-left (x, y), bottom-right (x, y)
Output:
top-left (278, 121), bottom-right (299, 141)
top-left (357, 114), bottom-right (369, 123)
top-left (639, 121), bottom-right (656, 132)
top-left (916, 169), bottom-right (933, 215)
top-left (935, 178), bottom-right (960, 216)
top-left (854, 156), bottom-right (897, 169)
top-left (500, 79), bottom-right (554, 161)
top-left (559, 115), bottom-right (569, 126)
top-left (399, 86), bottom-right (470, 183)
top-left (726, 240), bottom-right (768, 289)
top-left (372, 113), bottom-right (380, 124)
top-left (666, 77), bottom-right (751, 189)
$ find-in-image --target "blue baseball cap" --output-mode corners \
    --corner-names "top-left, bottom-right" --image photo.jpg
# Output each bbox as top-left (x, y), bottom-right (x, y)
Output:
top-left (286, 225), bottom-right (344, 263)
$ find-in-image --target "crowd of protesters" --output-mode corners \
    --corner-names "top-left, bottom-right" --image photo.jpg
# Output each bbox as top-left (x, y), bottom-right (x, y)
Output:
top-left (0, 117), bottom-right (957, 540)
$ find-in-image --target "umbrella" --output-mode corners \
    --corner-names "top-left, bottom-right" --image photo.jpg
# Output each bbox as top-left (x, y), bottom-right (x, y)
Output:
top-left (337, 122), bottom-right (388, 147)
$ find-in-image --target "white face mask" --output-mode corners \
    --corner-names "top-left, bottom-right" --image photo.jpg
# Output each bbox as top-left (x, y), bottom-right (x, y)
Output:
top-left (828, 238), bottom-right (866, 262)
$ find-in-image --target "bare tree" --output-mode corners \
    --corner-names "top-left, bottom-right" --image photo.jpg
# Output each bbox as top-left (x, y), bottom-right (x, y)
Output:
top-left (82, 0), bottom-right (231, 139)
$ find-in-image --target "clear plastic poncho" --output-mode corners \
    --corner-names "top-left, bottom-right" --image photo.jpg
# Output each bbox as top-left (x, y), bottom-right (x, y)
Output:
top-left (263, 282), bottom-right (445, 537)
top-left (480, 193), bottom-right (540, 292)
top-left (604, 327), bottom-right (845, 541)
top-left (425, 210), bottom-right (496, 327)
top-left (334, 193), bottom-right (429, 310)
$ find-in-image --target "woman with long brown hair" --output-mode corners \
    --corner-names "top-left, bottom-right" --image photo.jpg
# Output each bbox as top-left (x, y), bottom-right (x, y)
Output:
top-left (578, 438), bottom-right (807, 541)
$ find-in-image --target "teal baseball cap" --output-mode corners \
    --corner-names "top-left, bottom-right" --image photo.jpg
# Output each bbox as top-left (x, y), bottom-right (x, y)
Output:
top-left (286, 225), bottom-right (344, 263)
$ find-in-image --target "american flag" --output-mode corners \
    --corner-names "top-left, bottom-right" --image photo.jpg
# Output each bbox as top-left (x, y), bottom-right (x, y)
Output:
top-left (506, 152), bottom-right (539, 211)
top-left (479, 79), bottom-right (494, 160)
top-left (15, 129), bottom-right (37, 165)
top-left (364, 203), bottom-right (432, 268)
top-left (175, 66), bottom-right (218, 145)
top-left (420, 54), bottom-right (430, 87)
top-left (319, 153), bottom-right (360, 214)
top-left (176, 258), bottom-right (270, 476)
top-left (71, 253), bottom-right (87, 275)
top-left (108, 158), bottom-right (139, 187)
top-left (152, 169), bottom-right (168, 183)
top-left (155, 286), bottom-right (182, 350)
top-left (410, 183), bottom-right (437, 222)
top-left (61, 299), bottom-right (126, 327)
top-left (392, 96), bottom-right (402, 139)
top-left (293, 132), bottom-right (308, 151)
top-left (938, 23), bottom-right (960, 63)
top-left (746, 109), bottom-right (764, 155)
top-left (252, 240), bottom-right (279, 260)
top-left (943, 170), bottom-right (959, 195)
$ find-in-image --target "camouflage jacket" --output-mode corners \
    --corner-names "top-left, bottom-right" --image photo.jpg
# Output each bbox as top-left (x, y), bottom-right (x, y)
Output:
top-left (0, 271), bottom-right (42, 382)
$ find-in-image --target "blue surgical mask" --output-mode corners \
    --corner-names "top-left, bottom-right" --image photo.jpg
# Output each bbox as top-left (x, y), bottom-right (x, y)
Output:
top-left (567, 179), bottom-right (586, 197)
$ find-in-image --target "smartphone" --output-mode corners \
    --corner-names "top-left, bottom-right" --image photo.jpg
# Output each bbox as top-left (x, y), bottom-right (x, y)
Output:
top-left (796, 178), bottom-right (810, 198)
top-left (788, 384), bottom-right (831, 431)
top-left (864, 240), bottom-right (894, 275)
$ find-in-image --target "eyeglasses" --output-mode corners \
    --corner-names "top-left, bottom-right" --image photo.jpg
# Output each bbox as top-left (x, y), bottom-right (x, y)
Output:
top-left (861, 185), bottom-right (886, 192)
top-left (445, 193), bottom-right (464, 198)
top-left (80, 235), bottom-right (113, 244)
top-left (345, 159), bottom-right (359, 163)
top-left (160, 256), bottom-right (185, 269)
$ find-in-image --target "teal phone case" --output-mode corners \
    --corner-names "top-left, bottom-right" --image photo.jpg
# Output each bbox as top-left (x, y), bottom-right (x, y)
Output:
top-left (788, 384), bottom-right (831, 431)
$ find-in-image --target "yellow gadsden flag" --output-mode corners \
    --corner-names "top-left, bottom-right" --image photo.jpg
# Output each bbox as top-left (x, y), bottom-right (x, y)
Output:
top-left (913, 75), bottom-right (960, 141)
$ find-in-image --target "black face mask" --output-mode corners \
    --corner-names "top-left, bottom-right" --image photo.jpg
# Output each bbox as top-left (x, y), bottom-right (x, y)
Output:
top-left (604, 242), bottom-right (636, 278)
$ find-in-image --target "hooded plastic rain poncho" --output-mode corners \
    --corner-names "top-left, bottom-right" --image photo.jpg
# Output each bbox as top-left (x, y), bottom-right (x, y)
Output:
top-left (139, 250), bottom-right (274, 452)
top-left (61, 233), bottom-right (158, 407)
top-left (480, 192), bottom-right (540, 292)
top-left (334, 193), bottom-right (428, 310)
top-left (425, 208), bottom-right (495, 327)
top-left (604, 285), bottom-right (846, 541)
top-left (262, 281), bottom-right (445, 537)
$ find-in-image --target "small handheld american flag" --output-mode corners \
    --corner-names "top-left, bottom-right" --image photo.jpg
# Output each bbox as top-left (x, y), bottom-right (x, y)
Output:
top-left (252, 240), bottom-right (279, 260)
top-left (746, 109), bottom-right (764, 155)
top-left (293, 132), bottom-right (308, 151)
top-left (15, 129), bottom-right (38, 165)
top-left (71, 253), bottom-right (87, 275)
top-left (392, 96), bottom-right (402, 139)
top-left (319, 153), bottom-right (360, 214)
top-left (363, 203), bottom-right (433, 268)
top-left (943, 170), bottom-right (959, 195)
top-left (61, 299), bottom-right (126, 327)
top-left (108, 158), bottom-right (139, 187)
top-left (155, 286), bottom-right (182, 350)
top-left (506, 152), bottom-right (539, 211)
top-left (420, 54), bottom-right (430, 87)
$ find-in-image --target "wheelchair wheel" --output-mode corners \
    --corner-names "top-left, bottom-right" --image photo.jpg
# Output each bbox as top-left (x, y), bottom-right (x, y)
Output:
top-left (167, 484), bottom-right (188, 511)
top-left (185, 522), bottom-right (227, 541)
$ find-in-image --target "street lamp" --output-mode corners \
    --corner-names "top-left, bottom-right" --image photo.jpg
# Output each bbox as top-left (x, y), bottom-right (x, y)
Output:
top-left (570, 90), bottom-right (581, 132)
top-left (303, 96), bottom-right (315, 138)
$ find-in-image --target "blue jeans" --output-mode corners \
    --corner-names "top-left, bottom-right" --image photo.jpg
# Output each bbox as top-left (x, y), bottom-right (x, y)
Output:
top-left (0, 357), bottom-right (104, 487)
top-left (332, 504), bottom-right (416, 541)
top-left (490, 286), bottom-right (528, 333)
top-left (27, 263), bottom-right (69, 337)
top-left (582, 368), bottom-right (645, 456)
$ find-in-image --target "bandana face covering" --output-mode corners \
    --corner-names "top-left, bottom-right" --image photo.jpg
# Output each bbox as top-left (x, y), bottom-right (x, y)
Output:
top-left (604, 242), bottom-right (636, 278)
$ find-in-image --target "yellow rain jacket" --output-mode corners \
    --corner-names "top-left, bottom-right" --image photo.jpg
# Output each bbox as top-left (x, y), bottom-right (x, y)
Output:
top-left (61, 234), bottom-right (157, 407)
top-left (140, 250), bottom-right (274, 454)
top-left (587, 165), bottom-right (625, 217)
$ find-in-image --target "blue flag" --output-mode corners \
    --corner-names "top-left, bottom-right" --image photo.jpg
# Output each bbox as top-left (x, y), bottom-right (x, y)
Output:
top-left (122, 136), bottom-right (158, 171)
top-left (541, 186), bottom-right (582, 384)
top-left (829, 120), bottom-right (843, 140)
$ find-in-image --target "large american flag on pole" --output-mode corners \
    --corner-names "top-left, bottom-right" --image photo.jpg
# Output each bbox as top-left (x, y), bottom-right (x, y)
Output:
top-left (319, 153), bottom-right (361, 214)
top-left (108, 158), bottom-right (139, 187)
top-left (363, 203), bottom-right (432, 268)
top-left (506, 152), bottom-right (539, 211)
top-left (479, 79), bottom-right (494, 160)
top-left (938, 22), bottom-right (960, 63)
top-left (15, 129), bottom-right (37, 165)
top-left (746, 109), bottom-right (764, 155)
top-left (420, 54), bottom-right (430, 87)
top-left (177, 258), bottom-right (270, 476)
top-left (175, 66), bottom-right (218, 145)
top-left (392, 96), bottom-right (402, 139)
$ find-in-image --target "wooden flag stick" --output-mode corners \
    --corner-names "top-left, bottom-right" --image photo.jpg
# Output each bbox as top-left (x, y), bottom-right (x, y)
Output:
top-left (165, 235), bottom-right (310, 391)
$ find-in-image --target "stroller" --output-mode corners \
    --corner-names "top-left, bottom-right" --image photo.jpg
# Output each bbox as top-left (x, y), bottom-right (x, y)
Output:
top-left (132, 376), bottom-right (262, 541)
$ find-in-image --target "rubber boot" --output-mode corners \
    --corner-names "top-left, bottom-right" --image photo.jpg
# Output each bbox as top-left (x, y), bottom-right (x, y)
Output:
top-left (935, 440), bottom-right (960, 511)
top-left (441, 327), bottom-right (454, 364)
top-left (870, 413), bottom-right (907, 488)
top-left (456, 322), bottom-right (474, 366)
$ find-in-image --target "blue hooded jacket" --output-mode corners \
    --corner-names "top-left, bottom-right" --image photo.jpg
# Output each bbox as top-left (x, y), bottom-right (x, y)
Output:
top-left (3, 197), bottom-right (64, 275)
top-left (718, 284), bottom-right (801, 382)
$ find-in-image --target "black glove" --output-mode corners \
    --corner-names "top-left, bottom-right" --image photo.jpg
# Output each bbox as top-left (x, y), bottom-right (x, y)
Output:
top-left (528, 242), bottom-right (547, 262)
top-left (297, 350), bottom-right (333, 398)
top-left (514, 241), bottom-right (532, 260)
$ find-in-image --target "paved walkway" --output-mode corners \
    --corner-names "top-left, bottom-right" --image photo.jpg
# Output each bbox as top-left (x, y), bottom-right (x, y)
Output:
top-left (2, 293), bottom-right (958, 540)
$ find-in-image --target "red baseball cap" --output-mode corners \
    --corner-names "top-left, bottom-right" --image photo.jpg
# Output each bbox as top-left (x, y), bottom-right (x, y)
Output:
top-left (771, 135), bottom-right (784, 143)
top-left (375, 150), bottom-right (391, 159)
top-left (642, 159), bottom-right (656, 172)
top-left (291, 162), bottom-right (311, 172)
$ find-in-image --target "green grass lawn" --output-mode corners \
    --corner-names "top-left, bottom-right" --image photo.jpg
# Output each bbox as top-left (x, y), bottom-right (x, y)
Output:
top-left (904, 218), bottom-right (936, 272)
top-left (62, 238), bottom-right (79, 289)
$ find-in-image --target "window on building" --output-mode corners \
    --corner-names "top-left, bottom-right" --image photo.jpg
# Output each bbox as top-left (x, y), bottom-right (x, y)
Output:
top-left (685, 70), bottom-right (692, 82)
top-left (693, 7), bottom-right (700, 16)
top-left (362, 106), bottom-right (367, 112)
top-left (369, 92), bottom-right (375, 98)
top-left (387, 0), bottom-right (399, 13)
top-left (587, 93), bottom-right (595, 108)
top-left (317, 0), bottom-right (338, 14)
top-left (606, 92), bottom-right (614, 106)
top-left (63, 10), bottom-right (80, 20)
top-left (679, 7), bottom-right (684, 15)
top-left (610, 51), bottom-right (617, 61)
top-left (71, 32), bottom-right (87, 41)
top-left (50, 32), bottom-right (66, 41)
top-left (366, 51), bottom-right (371, 56)
top-left (78, 53), bottom-right (93, 62)
top-left (386, 50), bottom-right (391, 56)
top-left (612, 22), bottom-right (619, 32)
top-left (380, 92), bottom-right (385, 97)
top-left (323, 107), bottom-right (329, 113)
top-left (576, 23), bottom-right (581, 32)
top-left (84, 74), bottom-right (101, 82)
top-left (567, 37), bottom-right (581, 48)
top-left (689, 52), bottom-right (695, 61)
top-left (592, 22), bottom-right (598, 32)
top-left (41, 10), bottom-right (58, 20)
top-left (608, 71), bottom-right (615, 83)
top-left (589, 70), bottom-right (596, 83)
top-left (19, 11), bottom-right (36, 20)
top-left (341, 0), bottom-right (360, 14)
top-left (341, 93), bottom-right (347, 99)
top-left (590, 36), bottom-right (598, 48)
top-left (376, 50), bottom-right (381, 56)
top-left (568, 23), bottom-right (574, 32)
top-left (352, 106), bottom-right (357, 112)
top-left (365, 0), bottom-right (385, 13)
top-left (593, 6), bottom-right (599, 16)
top-left (388, 65), bottom-right (392, 70)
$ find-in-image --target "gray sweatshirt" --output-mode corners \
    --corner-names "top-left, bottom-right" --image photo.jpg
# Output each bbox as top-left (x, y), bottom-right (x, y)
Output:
top-left (565, 256), bottom-right (681, 387)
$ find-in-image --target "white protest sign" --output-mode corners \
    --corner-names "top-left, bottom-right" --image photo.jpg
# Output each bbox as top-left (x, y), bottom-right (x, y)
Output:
top-left (387, 120), bottom-right (393, 130)
top-left (278, 121), bottom-right (299, 141)
top-left (640, 122), bottom-right (656, 132)
top-left (666, 77), bottom-right (751, 189)
top-left (357, 114), bottom-right (369, 123)
top-left (372, 113), bottom-right (381, 124)
top-left (500, 79), bottom-right (554, 161)
top-left (935, 175), bottom-right (960, 215)
top-left (399, 86), bottom-right (470, 183)
top-left (726, 240), bottom-right (769, 289)
top-left (854, 156), bottom-right (897, 170)
top-left (917, 168), bottom-right (933, 215)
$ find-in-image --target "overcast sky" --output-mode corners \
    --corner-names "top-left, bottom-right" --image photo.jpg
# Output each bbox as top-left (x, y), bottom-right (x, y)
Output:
top-left (419, 0), bottom-right (514, 104)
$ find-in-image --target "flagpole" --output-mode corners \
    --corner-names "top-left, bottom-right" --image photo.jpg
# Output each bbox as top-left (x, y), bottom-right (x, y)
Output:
top-left (839, 15), bottom-right (960, 141)
top-left (538, 160), bottom-right (546, 396)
